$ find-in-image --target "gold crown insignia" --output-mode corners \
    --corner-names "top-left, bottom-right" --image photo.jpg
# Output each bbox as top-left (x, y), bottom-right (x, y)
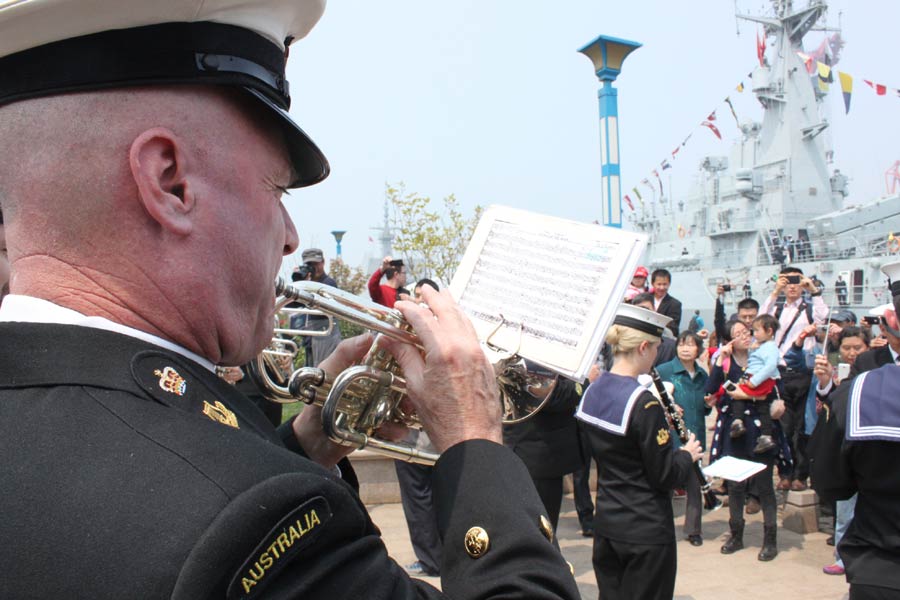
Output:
top-left (656, 428), bottom-right (670, 446)
top-left (154, 367), bottom-right (186, 396)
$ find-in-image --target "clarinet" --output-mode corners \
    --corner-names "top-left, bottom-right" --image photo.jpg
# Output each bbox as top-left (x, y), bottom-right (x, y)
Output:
top-left (649, 368), bottom-right (718, 510)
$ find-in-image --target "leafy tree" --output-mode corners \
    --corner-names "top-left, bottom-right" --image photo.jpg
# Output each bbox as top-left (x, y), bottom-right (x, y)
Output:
top-left (328, 258), bottom-right (367, 295)
top-left (327, 258), bottom-right (367, 338)
top-left (387, 182), bottom-right (483, 285)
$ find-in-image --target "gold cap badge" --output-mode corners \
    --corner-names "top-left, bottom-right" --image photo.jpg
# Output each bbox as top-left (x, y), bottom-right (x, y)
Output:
top-left (154, 367), bottom-right (186, 396)
top-left (656, 428), bottom-right (670, 446)
top-left (539, 515), bottom-right (553, 543)
top-left (464, 526), bottom-right (490, 558)
top-left (203, 400), bottom-right (240, 429)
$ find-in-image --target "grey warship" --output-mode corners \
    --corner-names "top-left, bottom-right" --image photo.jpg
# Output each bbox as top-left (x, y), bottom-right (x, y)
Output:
top-left (630, 0), bottom-right (900, 320)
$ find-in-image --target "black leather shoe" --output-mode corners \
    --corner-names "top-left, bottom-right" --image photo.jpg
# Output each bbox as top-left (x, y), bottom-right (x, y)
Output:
top-left (730, 419), bottom-right (746, 438)
top-left (688, 534), bottom-right (703, 547)
top-left (581, 525), bottom-right (594, 538)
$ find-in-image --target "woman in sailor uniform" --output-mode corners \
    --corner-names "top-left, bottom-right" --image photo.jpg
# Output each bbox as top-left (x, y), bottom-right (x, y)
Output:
top-left (576, 304), bottom-right (703, 600)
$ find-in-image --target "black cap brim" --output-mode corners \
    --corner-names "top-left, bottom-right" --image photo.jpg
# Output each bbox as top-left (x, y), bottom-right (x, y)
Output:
top-left (243, 87), bottom-right (329, 188)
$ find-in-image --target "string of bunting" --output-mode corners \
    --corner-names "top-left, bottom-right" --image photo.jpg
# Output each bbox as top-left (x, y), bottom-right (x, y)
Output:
top-left (621, 53), bottom-right (896, 216)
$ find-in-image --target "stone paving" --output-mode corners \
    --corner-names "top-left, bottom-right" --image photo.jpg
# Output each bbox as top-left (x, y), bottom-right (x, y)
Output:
top-left (369, 493), bottom-right (851, 599)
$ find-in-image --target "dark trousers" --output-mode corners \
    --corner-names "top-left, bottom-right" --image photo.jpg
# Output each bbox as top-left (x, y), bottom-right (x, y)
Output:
top-left (779, 371), bottom-right (810, 481)
top-left (850, 584), bottom-right (900, 600)
top-left (683, 466), bottom-right (702, 536)
top-left (533, 476), bottom-right (564, 531)
top-left (574, 424), bottom-right (596, 528)
top-left (593, 537), bottom-right (676, 600)
top-left (394, 461), bottom-right (441, 574)
top-left (728, 463), bottom-right (777, 528)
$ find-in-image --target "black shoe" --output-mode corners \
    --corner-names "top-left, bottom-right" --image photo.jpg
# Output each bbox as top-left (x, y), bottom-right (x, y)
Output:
top-left (581, 525), bottom-right (594, 538)
top-left (753, 435), bottom-right (776, 454)
top-left (721, 521), bottom-right (744, 554)
top-left (688, 534), bottom-right (703, 547)
top-left (730, 419), bottom-right (746, 439)
top-left (826, 535), bottom-right (835, 546)
top-left (758, 526), bottom-right (778, 561)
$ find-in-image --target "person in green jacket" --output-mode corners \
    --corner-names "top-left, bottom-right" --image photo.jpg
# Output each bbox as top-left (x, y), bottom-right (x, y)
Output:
top-left (656, 330), bottom-right (711, 546)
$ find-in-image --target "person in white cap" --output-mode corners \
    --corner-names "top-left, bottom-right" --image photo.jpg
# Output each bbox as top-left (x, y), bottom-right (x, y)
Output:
top-left (810, 260), bottom-right (900, 599)
top-left (0, 2), bottom-right (578, 598)
top-left (576, 304), bottom-right (703, 600)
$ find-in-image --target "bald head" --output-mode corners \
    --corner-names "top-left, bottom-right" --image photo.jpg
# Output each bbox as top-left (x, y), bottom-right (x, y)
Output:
top-left (0, 86), bottom-right (299, 364)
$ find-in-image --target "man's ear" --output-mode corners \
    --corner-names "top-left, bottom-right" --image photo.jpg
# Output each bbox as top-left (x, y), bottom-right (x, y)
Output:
top-left (129, 128), bottom-right (195, 236)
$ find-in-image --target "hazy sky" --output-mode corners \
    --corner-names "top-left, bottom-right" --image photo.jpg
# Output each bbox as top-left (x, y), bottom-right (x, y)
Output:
top-left (281, 0), bottom-right (898, 277)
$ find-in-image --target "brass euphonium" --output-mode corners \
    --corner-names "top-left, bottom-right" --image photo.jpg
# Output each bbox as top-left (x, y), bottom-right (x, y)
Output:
top-left (248, 278), bottom-right (558, 464)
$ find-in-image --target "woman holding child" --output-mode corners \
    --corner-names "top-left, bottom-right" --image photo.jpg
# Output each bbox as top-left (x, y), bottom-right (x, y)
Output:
top-left (706, 318), bottom-right (791, 561)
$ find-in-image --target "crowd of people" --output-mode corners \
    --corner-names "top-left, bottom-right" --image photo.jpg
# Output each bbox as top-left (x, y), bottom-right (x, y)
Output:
top-left (0, 1), bottom-right (897, 599)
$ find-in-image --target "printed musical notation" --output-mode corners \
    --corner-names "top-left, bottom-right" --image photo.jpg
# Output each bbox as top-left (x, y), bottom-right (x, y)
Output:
top-left (450, 206), bottom-right (647, 380)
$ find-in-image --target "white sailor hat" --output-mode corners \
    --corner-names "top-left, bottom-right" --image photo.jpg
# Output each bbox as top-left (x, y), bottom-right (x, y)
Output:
top-left (882, 261), bottom-right (900, 299)
top-left (613, 303), bottom-right (672, 339)
top-left (0, 0), bottom-right (328, 188)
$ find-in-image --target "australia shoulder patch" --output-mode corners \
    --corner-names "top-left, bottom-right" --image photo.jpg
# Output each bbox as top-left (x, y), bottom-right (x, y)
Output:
top-left (227, 496), bottom-right (332, 600)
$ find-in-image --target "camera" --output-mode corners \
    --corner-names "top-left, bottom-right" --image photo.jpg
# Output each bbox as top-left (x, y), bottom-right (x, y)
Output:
top-left (721, 284), bottom-right (732, 292)
top-left (862, 315), bottom-right (880, 325)
top-left (293, 262), bottom-right (315, 282)
top-left (786, 275), bottom-right (801, 284)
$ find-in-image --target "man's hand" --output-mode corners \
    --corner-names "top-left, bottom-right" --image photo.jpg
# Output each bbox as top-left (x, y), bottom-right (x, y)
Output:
top-left (801, 276), bottom-right (817, 293)
top-left (813, 354), bottom-right (833, 388)
top-left (291, 334), bottom-right (395, 468)
top-left (871, 335), bottom-right (889, 348)
top-left (381, 256), bottom-right (393, 271)
top-left (385, 285), bottom-right (502, 454)
top-left (772, 274), bottom-right (787, 296)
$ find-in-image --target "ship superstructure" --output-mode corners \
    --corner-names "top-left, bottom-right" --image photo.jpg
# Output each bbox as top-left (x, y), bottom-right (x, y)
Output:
top-left (632, 0), bottom-right (900, 319)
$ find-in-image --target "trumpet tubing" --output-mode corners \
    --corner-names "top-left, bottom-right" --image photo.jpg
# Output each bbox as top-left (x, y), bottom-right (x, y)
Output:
top-left (248, 278), bottom-right (557, 465)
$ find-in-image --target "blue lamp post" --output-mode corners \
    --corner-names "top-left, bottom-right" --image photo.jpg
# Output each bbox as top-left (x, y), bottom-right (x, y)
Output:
top-left (578, 35), bottom-right (641, 228)
top-left (330, 230), bottom-right (347, 258)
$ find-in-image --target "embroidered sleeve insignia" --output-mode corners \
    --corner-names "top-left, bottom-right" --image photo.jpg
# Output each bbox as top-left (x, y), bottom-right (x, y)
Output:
top-left (227, 497), bottom-right (332, 600)
top-left (656, 428), bottom-right (670, 446)
top-left (153, 366), bottom-right (186, 396)
top-left (203, 400), bottom-right (240, 429)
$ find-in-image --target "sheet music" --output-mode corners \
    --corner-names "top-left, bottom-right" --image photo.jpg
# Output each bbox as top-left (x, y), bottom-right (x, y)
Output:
top-left (702, 456), bottom-right (766, 483)
top-left (450, 206), bottom-right (647, 380)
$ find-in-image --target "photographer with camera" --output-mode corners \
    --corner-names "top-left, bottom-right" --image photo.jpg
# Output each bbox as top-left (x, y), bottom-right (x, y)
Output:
top-left (296, 248), bottom-right (342, 367)
top-left (759, 266), bottom-right (828, 491)
top-left (368, 255), bottom-right (410, 308)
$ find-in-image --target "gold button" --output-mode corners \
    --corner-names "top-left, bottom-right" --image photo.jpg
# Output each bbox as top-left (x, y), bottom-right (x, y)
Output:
top-left (539, 515), bottom-right (553, 542)
top-left (464, 526), bottom-right (490, 558)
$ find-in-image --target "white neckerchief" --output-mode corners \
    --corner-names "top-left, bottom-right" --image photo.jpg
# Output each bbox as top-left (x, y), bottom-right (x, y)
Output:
top-left (0, 295), bottom-right (216, 372)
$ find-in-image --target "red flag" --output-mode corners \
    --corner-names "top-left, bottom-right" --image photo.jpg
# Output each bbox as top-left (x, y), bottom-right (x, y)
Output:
top-left (756, 30), bottom-right (766, 66)
top-left (707, 110), bottom-right (717, 122)
top-left (624, 194), bottom-right (635, 211)
top-left (702, 120), bottom-right (722, 139)
top-left (865, 79), bottom-right (887, 95)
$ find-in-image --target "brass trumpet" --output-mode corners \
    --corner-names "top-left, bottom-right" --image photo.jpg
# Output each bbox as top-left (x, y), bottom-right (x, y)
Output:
top-left (248, 278), bottom-right (558, 464)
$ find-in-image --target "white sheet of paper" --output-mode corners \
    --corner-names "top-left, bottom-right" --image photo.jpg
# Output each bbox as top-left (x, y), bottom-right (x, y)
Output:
top-left (702, 456), bottom-right (767, 482)
top-left (449, 205), bottom-right (647, 381)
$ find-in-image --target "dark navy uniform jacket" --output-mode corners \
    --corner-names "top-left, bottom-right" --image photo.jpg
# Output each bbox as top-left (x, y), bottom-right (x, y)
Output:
top-left (0, 322), bottom-right (578, 600)
top-left (576, 372), bottom-right (693, 544)
top-left (810, 363), bottom-right (900, 592)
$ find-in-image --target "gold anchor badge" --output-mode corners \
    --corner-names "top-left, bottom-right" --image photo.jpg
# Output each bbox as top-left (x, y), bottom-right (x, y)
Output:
top-left (656, 428), bottom-right (670, 446)
top-left (154, 367), bottom-right (186, 396)
top-left (202, 400), bottom-right (240, 429)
